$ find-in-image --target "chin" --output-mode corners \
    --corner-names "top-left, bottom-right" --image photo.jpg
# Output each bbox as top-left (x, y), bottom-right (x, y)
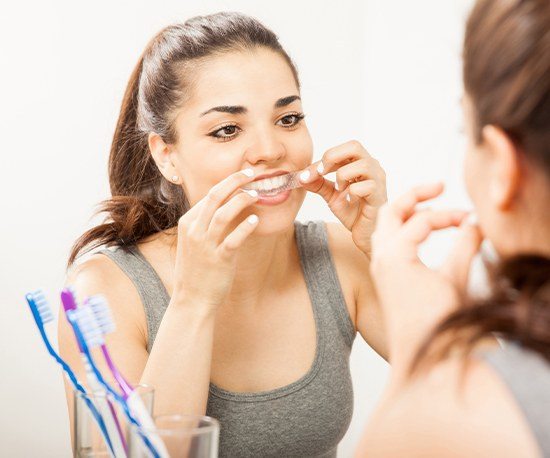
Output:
top-left (252, 213), bottom-right (296, 236)
top-left (251, 191), bottom-right (304, 236)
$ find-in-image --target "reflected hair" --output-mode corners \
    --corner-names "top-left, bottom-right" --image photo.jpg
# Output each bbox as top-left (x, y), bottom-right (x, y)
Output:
top-left (411, 0), bottom-right (550, 374)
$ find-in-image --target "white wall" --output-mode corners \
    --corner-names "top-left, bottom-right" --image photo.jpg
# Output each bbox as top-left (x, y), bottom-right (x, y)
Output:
top-left (0, 0), bottom-right (473, 456)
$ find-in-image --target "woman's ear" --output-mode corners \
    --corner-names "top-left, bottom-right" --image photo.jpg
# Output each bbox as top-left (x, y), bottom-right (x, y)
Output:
top-left (481, 125), bottom-right (521, 211)
top-left (148, 132), bottom-right (180, 181)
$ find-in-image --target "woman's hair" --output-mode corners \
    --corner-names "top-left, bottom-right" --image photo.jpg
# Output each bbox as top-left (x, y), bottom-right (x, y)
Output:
top-left (412, 0), bottom-right (550, 372)
top-left (67, 12), bottom-right (299, 268)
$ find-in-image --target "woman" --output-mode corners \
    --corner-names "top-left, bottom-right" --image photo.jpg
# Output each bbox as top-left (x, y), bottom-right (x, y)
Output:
top-left (358, 0), bottom-right (550, 456)
top-left (58, 12), bottom-right (387, 457)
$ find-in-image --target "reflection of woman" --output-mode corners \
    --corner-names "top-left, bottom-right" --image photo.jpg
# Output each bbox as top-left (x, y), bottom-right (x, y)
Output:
top-left (358, 0), bottom-right (550, 456)
top-left (58, 13), bottom-right (387, 457)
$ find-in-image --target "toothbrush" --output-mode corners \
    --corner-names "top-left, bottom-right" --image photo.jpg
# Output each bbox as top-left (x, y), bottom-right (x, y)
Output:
top-left (86, 295), bottom-right (170, 458)
top-left (66, 298), bottom-right (164, 458)
top-left (24, 290), bottom-right (115, 457)
top-left (61, 288), bottom-right (128, 457)
top-left (62, 288), bottom-right (165, 458)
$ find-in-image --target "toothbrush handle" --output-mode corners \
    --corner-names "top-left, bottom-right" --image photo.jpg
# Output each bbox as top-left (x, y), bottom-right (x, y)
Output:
top-left (81, 396), bottom-right (116, 455)
top-left (107, 393), bottom-right (129, 453)
top-left (29, 314), bottom-right (115, 455)
top-left (100, 344), bottom-right (164, 457)
top-left (127, 391), bottom-right (170, 458)
top-left (102, 345), bottom-right (134, 396)
top-left (83, 359), bottom-right (127, 457)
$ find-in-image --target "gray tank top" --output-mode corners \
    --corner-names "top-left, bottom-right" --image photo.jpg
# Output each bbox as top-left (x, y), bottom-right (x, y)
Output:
top-left (99, 220), bottom-right (356, 457)
top-left (480, 343), bottom-right (550, 457)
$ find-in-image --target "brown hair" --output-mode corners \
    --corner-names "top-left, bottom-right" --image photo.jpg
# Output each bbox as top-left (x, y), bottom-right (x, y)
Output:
top-left (412, 0), bottom-right (550, 372)
top-left (67, 12), bottom-right (299, 268)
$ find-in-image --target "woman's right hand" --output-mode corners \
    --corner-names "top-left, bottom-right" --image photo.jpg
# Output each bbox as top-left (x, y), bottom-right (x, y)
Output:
top-left (171, 168), bottom-right (260, 310)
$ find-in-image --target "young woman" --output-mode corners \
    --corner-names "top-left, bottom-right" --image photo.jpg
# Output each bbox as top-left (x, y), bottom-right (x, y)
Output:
top-left (58, 12), bottom-right (387, 457)
top-left (358, 0), bottom-right (550, 456)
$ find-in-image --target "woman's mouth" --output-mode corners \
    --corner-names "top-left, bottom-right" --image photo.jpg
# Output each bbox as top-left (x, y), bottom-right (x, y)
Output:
top-left (243, 173), bottom-right (293, 196)
top-left (242, 172), bottom-right (296, 206)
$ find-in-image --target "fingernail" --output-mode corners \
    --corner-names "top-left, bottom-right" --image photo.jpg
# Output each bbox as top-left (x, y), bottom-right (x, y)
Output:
top-left (299, 170), bottom-right (311, 183)
top-left (242, 168), bottom-right (255, 177)
top-left (317, 162), bottom-right (325, 175)
top-left (346, 193), bottom-right (351, 202)
top-left (247, 214), bottom-right (259, 224)
top-left (465, 212), bottom-right (478, 226)
top-left (334, 181), bottom-right (339, 191)
top-left (244, 189), bottom-right (258, 198)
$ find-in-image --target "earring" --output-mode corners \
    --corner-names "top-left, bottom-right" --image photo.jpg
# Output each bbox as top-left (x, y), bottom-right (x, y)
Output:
top-left (171, 175), bottom-right (179, 183)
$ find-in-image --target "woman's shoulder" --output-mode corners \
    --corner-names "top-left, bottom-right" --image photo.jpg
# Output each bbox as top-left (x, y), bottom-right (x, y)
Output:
top-left (67, 248), bottom-right (130, 291)
top-left (296, 220), bottom-right (370, 271)
top-left (65, 249), bottom-right (148, 341)
top-left (369, 351), bottom-right (542, 457)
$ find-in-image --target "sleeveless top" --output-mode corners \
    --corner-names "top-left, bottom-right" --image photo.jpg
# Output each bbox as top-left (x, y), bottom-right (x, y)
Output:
top-left (98, 220), bottom-right (356, 457)
top-left (480, 343), bottom-right (550, 457)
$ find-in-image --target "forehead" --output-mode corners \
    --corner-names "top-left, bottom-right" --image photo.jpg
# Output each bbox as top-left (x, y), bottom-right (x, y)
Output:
top-left (184, 47), bottom-right (299, 111)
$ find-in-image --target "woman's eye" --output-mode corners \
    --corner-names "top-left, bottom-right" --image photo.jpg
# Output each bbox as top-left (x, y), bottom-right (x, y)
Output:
top-left (277, 114), bottom-right (304, 128)
top-left (210, 125), bottom-right (240, 140)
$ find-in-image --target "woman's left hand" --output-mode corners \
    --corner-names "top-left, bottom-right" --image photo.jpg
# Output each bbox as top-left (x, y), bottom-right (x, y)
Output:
top-left (299, 140), bottom-right (387, 257)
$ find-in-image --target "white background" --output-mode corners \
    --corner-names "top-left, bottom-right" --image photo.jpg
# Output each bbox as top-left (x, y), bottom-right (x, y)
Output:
top-left (1, 0), bottom-right (473, 455)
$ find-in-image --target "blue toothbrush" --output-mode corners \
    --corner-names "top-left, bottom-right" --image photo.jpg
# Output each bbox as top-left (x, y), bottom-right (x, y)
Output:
top-left (25, 290), bottom-right (115, 456)
top-left (62, 288), bottom-right (163, 458)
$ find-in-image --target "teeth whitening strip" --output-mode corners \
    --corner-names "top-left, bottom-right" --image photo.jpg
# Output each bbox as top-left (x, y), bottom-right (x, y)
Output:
top-left (241, 171), bottom-right (303, 196)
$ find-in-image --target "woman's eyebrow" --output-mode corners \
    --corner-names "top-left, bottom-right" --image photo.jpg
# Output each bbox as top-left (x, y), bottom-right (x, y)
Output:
top-left (200, 95), bottom-right (301, 117)
top-left (275, 95), bottom-right (301, 108)
top-left (200, 105), bottom-right (247, 116)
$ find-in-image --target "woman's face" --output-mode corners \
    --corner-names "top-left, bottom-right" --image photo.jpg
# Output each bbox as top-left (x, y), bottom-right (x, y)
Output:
top-left (170, 47), bottom-right (313, 236)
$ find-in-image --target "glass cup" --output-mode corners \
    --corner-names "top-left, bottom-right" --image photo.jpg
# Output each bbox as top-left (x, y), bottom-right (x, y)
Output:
top-left (128, 414), bottom-right (220, 458)
top-left (73, 384), bottom-right (155, 458)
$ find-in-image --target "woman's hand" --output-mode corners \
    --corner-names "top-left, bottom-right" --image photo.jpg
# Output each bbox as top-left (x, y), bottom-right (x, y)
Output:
top-left (369, 182), bottom-right (483, 368)
top-left (299, 140), bottom-right (387, 257)
top-left (171, 169), bottom-right (260, 310)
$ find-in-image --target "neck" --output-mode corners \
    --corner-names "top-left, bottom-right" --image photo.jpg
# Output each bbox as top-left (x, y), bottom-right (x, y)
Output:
top-left (501, 218), bottom-right (550, 258)
top-left (227, 223), bottom-right (297, 308)
top-left (499, 178), bottom-right (550, 258)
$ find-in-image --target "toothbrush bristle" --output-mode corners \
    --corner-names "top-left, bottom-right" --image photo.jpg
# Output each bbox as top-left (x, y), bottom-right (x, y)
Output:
top-left (29, 290), bottom-right (54, 324)
top-left (86, 295), bottom-right (116, 335)
top-left (61, 286), bottom-right (79, 312)
top-left (74, 306), bottom-right (104, 348)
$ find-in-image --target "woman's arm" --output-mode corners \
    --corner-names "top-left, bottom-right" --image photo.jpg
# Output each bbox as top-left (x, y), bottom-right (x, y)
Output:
top-left (355, 270), bottom-right (388, 361)
top-left (327, 222), bottom-right (389, 361)
top-left (59, 169), bottom-right (261, 448)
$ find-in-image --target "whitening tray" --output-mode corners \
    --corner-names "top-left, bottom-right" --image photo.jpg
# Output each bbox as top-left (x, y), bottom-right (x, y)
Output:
top-left (241, 171), bottom-right (303, 196)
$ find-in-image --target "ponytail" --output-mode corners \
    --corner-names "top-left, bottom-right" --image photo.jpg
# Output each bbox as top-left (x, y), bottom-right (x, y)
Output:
top-left (411, 255), bottom-right (550, 374)
top-left (66, 54), bottom-right (187, 268)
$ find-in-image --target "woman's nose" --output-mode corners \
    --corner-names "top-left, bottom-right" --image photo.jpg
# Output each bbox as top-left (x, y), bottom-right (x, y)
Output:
top-left (244, 133), bottom-right (286, 164)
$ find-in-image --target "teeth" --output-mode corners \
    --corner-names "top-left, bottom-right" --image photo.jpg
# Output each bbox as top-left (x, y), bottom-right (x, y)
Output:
top-left (246, 174), bottom-right (290, 192)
